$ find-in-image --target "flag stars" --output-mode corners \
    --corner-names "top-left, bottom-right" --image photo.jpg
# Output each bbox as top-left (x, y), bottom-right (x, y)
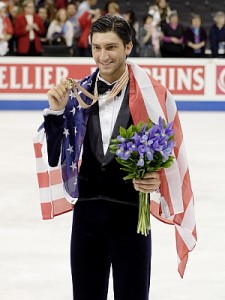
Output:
top-left (70, 106), bottom-right (76, 115)
top-left (63, 128), bottom-right (70, 137)
top-left (77, 104), bottom-right (82, 110)
top-left (69, 90), bottom-right (76, 99)
top-left (74, 126), bottom-right (77, 136)
top-left (70, 161), bottom-right (77, 171)
top-left (67, 144), bottom-right (74, 154)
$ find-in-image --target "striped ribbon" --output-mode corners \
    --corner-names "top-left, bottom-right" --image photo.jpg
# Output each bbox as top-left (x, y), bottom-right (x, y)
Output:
top-left (67, 68), bottom-right (129, 109)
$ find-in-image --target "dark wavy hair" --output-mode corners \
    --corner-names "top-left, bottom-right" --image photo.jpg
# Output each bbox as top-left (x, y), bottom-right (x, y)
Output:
top-left (90, 15), bottom-right (132, 46)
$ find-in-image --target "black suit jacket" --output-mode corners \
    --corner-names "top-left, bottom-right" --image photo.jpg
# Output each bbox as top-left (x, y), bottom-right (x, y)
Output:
top-left (78, 84), bottom-right (139, 205)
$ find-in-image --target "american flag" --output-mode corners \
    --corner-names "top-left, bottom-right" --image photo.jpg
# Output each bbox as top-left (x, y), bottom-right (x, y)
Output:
top-left (33, 61), bottom-right (196, 278)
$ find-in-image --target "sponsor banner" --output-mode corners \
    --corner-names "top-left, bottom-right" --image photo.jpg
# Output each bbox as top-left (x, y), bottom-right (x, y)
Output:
top-left (216, 66), bottom-right (225, 95)
top-left (141, 65), bottom-right (205, 95)
top-left (0, 57), bottom-right (225, 110)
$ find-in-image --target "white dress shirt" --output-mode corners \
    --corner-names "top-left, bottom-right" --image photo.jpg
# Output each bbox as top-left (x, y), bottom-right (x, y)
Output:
top-left (97, 77), bottom-right (125, 155)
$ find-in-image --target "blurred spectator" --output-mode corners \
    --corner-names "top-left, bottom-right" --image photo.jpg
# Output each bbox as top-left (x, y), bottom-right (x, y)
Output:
top-left (106, 1), bottom-right (120, 16)
top-left (77, 8), bottom-right (101, 56)
top-left (76, 0), bottom-right (98, 18)
top-left (37, 0), bottom-right (55, 21)
top-left (160, 10), bottom-right (185, 57)
top-left (148, 0), bottom-right (171, 28)
top-left (7, 2), bottom-right (19, 55)
top-left (37, 6), bottom-right (50, 45)
top-left (184, 14), bottom-right (207, 58)
top-left (67, 2), bottom-right (81, 55)
top-left (123, 10), bottom-right (139, 57)
top-left (55, 0), bottom-right (78, 9)
top-left (47, 8), bottom-right (74, 47)
top-left (7, 0), bottom-right (20, 19)
top-left (139, 14), bottom-right (161, 57)
top-left (67, 3), bottom-right (81, 37)
top-left (0, 1), bottom-right (13, 56)
top-left (209, 11), bottom-right (225, 58)
top-left (103, 0), bottom-right (116, 15)
top-left (14, 0), bottom-right (45, 56)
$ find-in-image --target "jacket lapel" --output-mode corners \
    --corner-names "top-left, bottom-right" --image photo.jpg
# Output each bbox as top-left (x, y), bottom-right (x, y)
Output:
top-left (87, 102), bottom-right (104, 163)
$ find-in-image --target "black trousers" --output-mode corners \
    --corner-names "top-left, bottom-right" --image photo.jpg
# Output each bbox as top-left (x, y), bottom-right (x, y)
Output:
top-left (71, 200), bottom-right (151, 300)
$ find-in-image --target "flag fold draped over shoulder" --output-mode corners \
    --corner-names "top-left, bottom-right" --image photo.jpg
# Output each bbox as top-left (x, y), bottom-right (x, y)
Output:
top-left (33, 61), bottom-right (197, 278)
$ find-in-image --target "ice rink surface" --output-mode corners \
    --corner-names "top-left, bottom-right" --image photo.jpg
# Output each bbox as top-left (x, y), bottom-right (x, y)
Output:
top-left (0, 110), bottom-right (225, 300)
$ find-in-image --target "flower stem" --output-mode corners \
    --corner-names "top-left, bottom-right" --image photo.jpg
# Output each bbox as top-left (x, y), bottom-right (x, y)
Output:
top-left (137, 192), bottom-right (150, 236)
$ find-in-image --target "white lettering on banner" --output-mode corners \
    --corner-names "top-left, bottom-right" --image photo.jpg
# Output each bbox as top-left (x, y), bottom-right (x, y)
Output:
top-left (177, 68), bottom-right (192, 90)
top-left (43, 67), bottom-right (53, 89)
top-left (193, 68), bottom-right (204, 91)
top-left (35, 67), bottom-right (42, 89)
top-left (0, 67), bottom-right (7, 88)
top-left (56, 67), bottom-right (69, 84)
top-left (141, 66), bottom-right (204, 93)
top-left (11, 66), bottom-right (21, 89)
top-left (217, 68), bottom-right (225, 93)
top-left (0, 65), bottom-right (70, 90)
top-left (23, 67), bottom-right (33, 89)
top-left (150, 67), bottom-right (167, 86)
top-left (168, 68), bottom-right (175, 90)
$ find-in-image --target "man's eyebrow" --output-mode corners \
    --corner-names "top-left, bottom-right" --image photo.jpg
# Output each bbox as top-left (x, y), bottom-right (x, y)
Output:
top-left (91, 42), bottom-right (118, 46)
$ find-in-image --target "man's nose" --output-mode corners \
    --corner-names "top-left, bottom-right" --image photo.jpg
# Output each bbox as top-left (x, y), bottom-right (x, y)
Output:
top-left (99, 49), bottom-right (109, 61)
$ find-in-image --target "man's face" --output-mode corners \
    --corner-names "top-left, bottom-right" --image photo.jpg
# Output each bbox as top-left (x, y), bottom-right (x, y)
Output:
top-left (67, 4), bottom-right (76, 17)
top-left (91, 31), bottom-right (132, 83)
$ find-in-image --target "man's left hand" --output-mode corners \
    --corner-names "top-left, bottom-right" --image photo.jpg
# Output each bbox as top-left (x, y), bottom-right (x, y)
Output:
top-left (133, 172), bottom-right (160, 193)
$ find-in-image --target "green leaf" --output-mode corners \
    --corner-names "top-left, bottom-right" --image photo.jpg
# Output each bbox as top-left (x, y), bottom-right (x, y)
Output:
top-left (119, 126), bottom-right (127, 137)
top-left (136, 121), bottom-right (145, 131)
top-left (126, 125), bottom-right (134, 138)
top-left (110, 138), bottom-right (120, 144)
top-left (146, 118), bottom-right (153, 129)
top-left (123, 174), bottom-right (136, 180)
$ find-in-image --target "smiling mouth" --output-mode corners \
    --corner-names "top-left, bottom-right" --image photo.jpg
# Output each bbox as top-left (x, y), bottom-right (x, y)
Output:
top-left (100, 62), bottom-right (113, 66)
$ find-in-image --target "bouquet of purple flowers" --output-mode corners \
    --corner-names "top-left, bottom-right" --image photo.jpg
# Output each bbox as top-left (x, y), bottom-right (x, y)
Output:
top-left (110, 117), bottom-right (175, 236)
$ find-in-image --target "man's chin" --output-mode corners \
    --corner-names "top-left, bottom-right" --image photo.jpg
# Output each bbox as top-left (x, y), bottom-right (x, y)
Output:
top-left (99, 68), bottom-right (113, 76)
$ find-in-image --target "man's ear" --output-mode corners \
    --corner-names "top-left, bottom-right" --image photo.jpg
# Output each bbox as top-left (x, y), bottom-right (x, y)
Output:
top-left (125, 42), bottom-right (133, 56)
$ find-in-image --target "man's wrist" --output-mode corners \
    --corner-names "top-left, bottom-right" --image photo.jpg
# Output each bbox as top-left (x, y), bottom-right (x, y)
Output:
top-left (43, 108), bottom-right (65, 116)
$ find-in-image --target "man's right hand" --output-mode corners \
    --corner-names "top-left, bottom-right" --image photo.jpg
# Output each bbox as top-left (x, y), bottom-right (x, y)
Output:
top-left (47, 78), bottom-right (70, 111)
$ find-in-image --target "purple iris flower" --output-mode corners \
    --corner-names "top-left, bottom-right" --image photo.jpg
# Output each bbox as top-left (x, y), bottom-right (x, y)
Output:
top-left (165, 121), bottom-right (174, 136)
top-left (127, 141), bottom-right (136, 152)
top-left (160, 140), bottom-right (175, 161)
top-left (116, 148), bottom-right (131, 160)
top-left (146, 150), bottom-right (153, 161)
top-left (117, 135), bottom-right (125, 142)
top-left (131, 132), bottom-right (141, 145)
top-left (137, 157), bottom-right (144, 167)
top-left (114, 117), bottom-right (175, 167)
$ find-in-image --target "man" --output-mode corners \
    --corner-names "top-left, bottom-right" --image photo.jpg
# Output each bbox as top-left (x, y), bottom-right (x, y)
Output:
top-left (67, 2), bottom-right (81, 40)
top-left (209, 11), bottom-right (225, 58)
top-left (34, 15), bottom-right (196, 300)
